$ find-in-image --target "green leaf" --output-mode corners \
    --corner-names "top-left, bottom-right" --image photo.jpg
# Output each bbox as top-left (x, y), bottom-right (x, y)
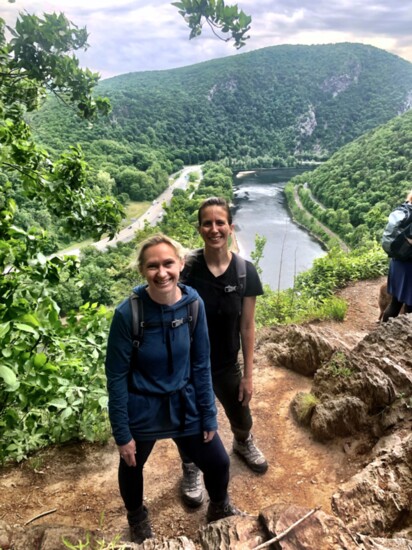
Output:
top-left (14, 323), bottom-right (39, 337)
top-left (48, 398), bottom-right (68, 409)
top-left (33, 353), bottom-right (48, 368)
top-left (60, 407), bottom-right (73, 420)
top-left (98, 395), bottom-right (108, 408)
top-left (20, 314), bottom-right (40, 327)
top-left (0, 322), bottom-right (11, 340)
top-left (0, 364), bottom-right (17, 386)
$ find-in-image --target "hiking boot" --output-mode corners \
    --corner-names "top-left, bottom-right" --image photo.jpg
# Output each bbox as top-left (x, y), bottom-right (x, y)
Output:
top-left (180, 462), bottom-right (204, 508)
top-left (233, 434), bottom-right (268, 473)
top-left (207, 499), bottom-right (245, 523)
top-left (127, 505), bottom-right (153, 544)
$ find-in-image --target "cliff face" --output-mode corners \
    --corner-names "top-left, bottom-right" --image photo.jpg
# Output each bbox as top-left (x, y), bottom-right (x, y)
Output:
top-left (261, 314), bottom-right (412, 543)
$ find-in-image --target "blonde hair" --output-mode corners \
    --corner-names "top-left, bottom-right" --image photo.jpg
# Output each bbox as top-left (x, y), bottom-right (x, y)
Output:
top-left (406, 189), bottom-right (412, 203)
top-left (136, 233), bottom-right (184, 271)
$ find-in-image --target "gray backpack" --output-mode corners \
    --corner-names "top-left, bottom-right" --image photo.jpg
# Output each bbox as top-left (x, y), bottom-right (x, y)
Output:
top-left (381, 202), bottom-right (412, 260)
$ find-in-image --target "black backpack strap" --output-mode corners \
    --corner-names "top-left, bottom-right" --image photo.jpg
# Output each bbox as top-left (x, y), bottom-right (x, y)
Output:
top-left (129, 292), bottom-right (144, 350)
top-left (130, 292), bottom-right (199, 348)
top-left (188, 299), bottom-right (199, 340)
top-left (233, 252), bottom-right (247, 296)
top-left (224, 252), bottom-right (247, 297)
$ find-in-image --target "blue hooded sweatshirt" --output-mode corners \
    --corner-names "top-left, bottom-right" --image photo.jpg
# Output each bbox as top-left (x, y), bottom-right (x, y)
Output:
top-left (105, 283), bottom-right (217, 445)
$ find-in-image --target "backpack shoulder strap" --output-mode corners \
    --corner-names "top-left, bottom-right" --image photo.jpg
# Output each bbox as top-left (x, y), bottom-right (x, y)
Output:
top-left (130, 291), bottom-right (199, 343)
top-left (232, 252), bottom-right (247, 296)
top-left (129, 291), bottom-right (144, 349)
top-left (187, 299), bottom-right (199, 339)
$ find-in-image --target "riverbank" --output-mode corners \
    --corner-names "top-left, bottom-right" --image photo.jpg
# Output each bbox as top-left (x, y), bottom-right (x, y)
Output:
top-left (230, 229), bottom-right (240, 253)
top-left (232, 168), bottom-right (325, 289)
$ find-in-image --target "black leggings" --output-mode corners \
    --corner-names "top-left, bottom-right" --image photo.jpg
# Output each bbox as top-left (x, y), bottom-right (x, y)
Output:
top-left (382, 296), bottom-right (412, 322)
top-left (118, 432), bottom-right (230, 512)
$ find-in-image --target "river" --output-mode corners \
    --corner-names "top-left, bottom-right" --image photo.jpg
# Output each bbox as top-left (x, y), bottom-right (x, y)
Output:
top-left (233, 168), bottom-right (326, 290)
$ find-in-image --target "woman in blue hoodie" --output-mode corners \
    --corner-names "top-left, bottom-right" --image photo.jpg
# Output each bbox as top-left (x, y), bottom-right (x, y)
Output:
top-left (105, 234), bottom-right (242, 544)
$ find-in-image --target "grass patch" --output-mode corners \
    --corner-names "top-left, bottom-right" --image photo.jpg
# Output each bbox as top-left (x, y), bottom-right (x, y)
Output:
top-left (327, 351), bottom-right (353, 378)
top-left (122, 201), bottom-right (151, 226)
top-left (316, 297), bottom-right (348, 321)
top-left (293, 392), bottom-right (319, 425)
top-left (59, 237), bottom-right (94, 254)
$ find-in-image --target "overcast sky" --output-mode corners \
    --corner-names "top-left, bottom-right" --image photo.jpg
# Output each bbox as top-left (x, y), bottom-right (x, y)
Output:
top-left (2, 1), bottom-right (412, 80)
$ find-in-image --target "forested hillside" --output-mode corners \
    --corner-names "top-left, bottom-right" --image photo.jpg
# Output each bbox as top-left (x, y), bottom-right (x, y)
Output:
top-left (31, 43), bottom-right (412, 171)
top-left (290, 109), bottom-right (412, 248)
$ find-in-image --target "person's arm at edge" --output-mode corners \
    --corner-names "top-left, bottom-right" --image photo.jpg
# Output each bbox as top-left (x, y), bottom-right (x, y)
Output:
top-left (105, 306), bottom-right (137, 466)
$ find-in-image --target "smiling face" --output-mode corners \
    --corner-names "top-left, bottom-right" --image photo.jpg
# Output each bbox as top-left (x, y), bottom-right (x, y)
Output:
top-left (198, 205), bottom-right (233, 251)
top-left (140, 243), bottom-right (183, 302)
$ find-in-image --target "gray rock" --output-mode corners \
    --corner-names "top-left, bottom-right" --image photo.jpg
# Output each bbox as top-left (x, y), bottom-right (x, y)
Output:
top-left (332, 434), bottom-right (412, 536)
top-left (356, 533), bottom-right (412, 549)
top-left (259, 504), bottom-right (359, 549)
top-left (310, 396), bottom-right (368, 441)
top-left (139, 536), bottom-right (196, 549)
top-left (198, 515), bottom-right (264, 549)
top-left (259, 325), bottom-right (336, 376)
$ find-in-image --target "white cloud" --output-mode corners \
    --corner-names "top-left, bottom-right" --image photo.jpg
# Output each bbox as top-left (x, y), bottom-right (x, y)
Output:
top-left (2, 0), bottom-right (411, 78)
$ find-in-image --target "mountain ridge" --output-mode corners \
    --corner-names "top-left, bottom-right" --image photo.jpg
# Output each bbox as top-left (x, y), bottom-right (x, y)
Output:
top-left (31, 42), bottom-right (412, 168)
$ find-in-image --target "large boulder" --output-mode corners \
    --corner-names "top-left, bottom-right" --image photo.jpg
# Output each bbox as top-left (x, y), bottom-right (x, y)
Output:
top-left (353, 315), bottom-right (412, 395)
top-left (309, 395), bottom-right (368, 441)
top-left (258, 325), bottom-right (336, 376)
top-left (291, 318), bottom-right (411, 440)
top-left (0, 520), bottom-right (196, 550)
top-left (332, 433), bottom-right (412, 536)
top-left (198, 515), bottom-right (264, 549)
top-left (258, 503), bottom-right (358, 549)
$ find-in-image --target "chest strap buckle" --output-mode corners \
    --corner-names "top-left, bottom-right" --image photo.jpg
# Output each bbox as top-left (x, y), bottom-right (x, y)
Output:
top-left (224, 285), bottom-right (238, 293)
top-left (171, 317), bottom-right (185, 328)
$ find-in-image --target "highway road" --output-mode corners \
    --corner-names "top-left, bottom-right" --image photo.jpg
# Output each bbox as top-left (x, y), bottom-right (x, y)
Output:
top-left (61, 165), bottom-right (201, 257)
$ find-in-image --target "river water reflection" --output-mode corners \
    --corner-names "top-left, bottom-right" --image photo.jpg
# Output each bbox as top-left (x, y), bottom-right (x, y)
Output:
top-left (233, 168), bottom-right (326, 290)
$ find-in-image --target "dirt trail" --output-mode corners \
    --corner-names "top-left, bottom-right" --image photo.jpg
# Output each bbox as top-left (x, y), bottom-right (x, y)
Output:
top-left (0, 276), bottom-right (386, 545)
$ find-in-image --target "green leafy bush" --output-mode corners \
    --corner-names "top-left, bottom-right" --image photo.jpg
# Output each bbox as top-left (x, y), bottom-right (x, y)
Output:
top-left (255, 243), bottom-right (387, 327)
top-left (0, 300), bottom-right (112, 463)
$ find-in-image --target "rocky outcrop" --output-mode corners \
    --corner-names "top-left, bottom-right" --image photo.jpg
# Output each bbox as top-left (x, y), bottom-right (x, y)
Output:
top-left (285, 315), bottom-right (412, 442)
top-left (272, 314), bottom-right (412, 543)
top-left (332, 433), bottom-right (412, 537)
top-left (310, 395), bottom-right (369, 440)
top-left (320, 63), bottom-right (361, 97)
top-left (259, 504), bottom-right (359, 550)
top-left (3, 505), bottom-right (410, 549)
top-left (258, 325), bottom-right (337, 376)
top-left (0, 520), bottom-right (196, 550)
top-left (198, 515), bottom-right (264, 549)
